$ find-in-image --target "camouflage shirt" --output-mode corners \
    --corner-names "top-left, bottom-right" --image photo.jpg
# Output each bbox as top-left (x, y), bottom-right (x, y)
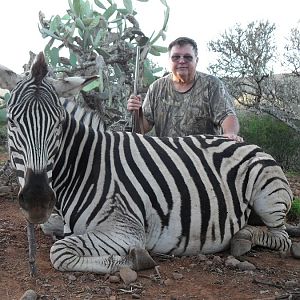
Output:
top-left (142, 71), bottom-right (236, 137)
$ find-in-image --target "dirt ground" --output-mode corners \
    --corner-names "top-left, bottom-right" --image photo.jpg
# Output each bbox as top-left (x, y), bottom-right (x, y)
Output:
top-left (0, 151), bottom-right (300, 300)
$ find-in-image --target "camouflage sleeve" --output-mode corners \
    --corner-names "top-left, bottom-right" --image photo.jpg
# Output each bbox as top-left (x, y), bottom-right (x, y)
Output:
top-left (142, 84), bottom-right (155, 127)
top-left (210, 78), bottom-right (236, 125)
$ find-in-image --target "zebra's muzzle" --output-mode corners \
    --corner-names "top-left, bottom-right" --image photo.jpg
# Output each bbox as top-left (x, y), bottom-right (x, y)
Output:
top-left (18, 169), bottom-right (56, 224)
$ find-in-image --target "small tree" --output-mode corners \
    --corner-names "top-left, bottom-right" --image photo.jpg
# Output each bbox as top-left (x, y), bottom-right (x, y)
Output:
top-left (208, 21), bottom-right (276, 106)
top-left (283, 21), bottom-right (300, 76)
top-left (208, 20), bottom-right (300, 133)
top-left (208, 21), bottom-right (276, 80)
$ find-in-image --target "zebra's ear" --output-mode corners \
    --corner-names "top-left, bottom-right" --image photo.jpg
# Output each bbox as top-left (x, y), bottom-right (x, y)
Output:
top-left (0, 64), bottom-right (24, 90)
top-left (0, 63), bottom-right (98, 97)
top-left (47, 75), bottom-right (99, 98)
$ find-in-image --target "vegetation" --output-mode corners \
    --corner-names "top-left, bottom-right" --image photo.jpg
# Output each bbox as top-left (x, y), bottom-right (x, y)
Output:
top-left (0, 105), bottom-right (7, 147)
top-left (208, 20), bottom-right (300, 133)
top-left (288, 197), bottom-right (300, 222)
top-left (238, 111), bottom-right (300, 172)
top-left (283, 24), bottom-right (300, 76)
top-left (0, 124), bottom-right (6, 146)
top-left (37, 0), bottom-right (170, 127)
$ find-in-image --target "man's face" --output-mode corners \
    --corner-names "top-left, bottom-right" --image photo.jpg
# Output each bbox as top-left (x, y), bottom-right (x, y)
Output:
top-left (169, 44), bottom-right (198, 79)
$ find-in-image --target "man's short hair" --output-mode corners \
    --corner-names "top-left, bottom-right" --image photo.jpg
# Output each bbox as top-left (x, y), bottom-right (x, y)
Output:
top-left (168, 37), bottom-right (198, 56)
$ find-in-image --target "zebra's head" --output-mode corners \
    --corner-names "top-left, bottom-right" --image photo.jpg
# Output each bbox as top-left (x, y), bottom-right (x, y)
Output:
top-left (7, 52), bottom-right (65, 224)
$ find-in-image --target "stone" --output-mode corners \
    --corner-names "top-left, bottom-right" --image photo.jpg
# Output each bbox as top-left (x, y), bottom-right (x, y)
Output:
top-left (291, 242), bottom-right (300, 258)
top-left (119, 267), bottom-right (137, 285)
top-left (237, 261), bottom-right (256, 271)
top-left (19, 289), bottom-right (38, 300)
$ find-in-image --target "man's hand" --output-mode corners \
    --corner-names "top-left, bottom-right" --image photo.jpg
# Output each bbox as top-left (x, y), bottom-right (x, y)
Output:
top-left (127, 94), bottom-right (152, 134)
top-left (127, 94), bottom-right (142, 112)
top-left (222, 133), bottom-right (244, 142)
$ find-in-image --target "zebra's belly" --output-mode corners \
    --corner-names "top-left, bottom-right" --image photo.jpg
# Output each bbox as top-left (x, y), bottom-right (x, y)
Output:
top-left (147, 226), bottom-right (236, 256)
top-left (145, 201), bottom-right (248, 256)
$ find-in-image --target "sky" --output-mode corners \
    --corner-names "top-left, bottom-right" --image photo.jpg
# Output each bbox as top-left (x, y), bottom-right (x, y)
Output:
top-left (0, 0), bottom-right (299, 74)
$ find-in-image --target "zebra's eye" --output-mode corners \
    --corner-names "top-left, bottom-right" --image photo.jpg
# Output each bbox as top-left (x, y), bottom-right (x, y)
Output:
top-left (8, 118), bottom-right (16, 128)
top-left (54, 122), bottom-right (63, 136)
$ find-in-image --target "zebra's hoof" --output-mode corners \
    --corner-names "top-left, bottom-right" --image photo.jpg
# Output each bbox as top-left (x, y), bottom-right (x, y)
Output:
top-left (129, 248), bottom-right (157, 271)
top-left (231, 238), bottom-right (252, 257)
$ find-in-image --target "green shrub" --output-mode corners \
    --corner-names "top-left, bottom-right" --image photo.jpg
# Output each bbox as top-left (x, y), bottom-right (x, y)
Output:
top-left (238, 111), bottom-right (300, 172)
top-left (0, 108), bottom-right (7, 123)
top-left (0, 123), bottom-right (7, 145)
top-left (288, 197), bottom-right (300, 222)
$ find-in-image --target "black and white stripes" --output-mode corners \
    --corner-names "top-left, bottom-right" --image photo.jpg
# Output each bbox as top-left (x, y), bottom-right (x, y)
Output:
top-left (7, 52), bottom-right (293, 274)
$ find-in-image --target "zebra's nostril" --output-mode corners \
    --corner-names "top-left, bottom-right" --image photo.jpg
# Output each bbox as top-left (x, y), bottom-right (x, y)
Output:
top-left (18, 189), bottom-right (30, 211)
top-left (18, 190), bottom-right (25, 207)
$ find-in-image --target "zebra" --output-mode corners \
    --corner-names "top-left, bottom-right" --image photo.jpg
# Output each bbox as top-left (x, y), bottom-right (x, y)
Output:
top-left (7, 52), bottom-right (293, 274)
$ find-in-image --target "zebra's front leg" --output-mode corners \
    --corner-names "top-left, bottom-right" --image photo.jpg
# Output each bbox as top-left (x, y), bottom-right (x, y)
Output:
top-left (231, 225), bottom-right (291, 256)
top-left (50, 231), bottom-right (156, 274)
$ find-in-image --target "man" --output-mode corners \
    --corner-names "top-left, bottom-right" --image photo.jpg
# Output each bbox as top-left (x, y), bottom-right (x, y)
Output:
top-left (127, 37), bottom-right (242, 141)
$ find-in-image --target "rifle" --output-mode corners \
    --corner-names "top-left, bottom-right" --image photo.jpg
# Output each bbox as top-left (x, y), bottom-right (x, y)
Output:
top-left (131, 46), bottom-right (144, 134)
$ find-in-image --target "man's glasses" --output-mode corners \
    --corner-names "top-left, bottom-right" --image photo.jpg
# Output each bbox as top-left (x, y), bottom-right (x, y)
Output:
top-left (170, 55), bottom-right (194, 62)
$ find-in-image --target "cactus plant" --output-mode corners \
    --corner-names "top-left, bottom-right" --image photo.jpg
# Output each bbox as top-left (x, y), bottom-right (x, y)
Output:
top-left (38, 0), bottom-right (169, 127)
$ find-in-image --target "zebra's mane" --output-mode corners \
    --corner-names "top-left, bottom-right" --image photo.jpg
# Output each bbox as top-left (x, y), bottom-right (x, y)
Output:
top-left (60, 97), bottom-right (106, 132)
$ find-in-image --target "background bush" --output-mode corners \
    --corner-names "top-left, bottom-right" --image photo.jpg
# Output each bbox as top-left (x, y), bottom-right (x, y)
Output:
top-left (238, 110), bottom-right (300, 172)
top-left (0, 111), bottom-right (6, 146)
top-left (0, 127), bottom-right (6, 147)
top-left (288, 197), bottom-right (300, 222)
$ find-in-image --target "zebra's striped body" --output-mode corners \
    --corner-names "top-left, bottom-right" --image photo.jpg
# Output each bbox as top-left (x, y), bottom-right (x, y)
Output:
top-left (8, 53), bottom-right (293, 274)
